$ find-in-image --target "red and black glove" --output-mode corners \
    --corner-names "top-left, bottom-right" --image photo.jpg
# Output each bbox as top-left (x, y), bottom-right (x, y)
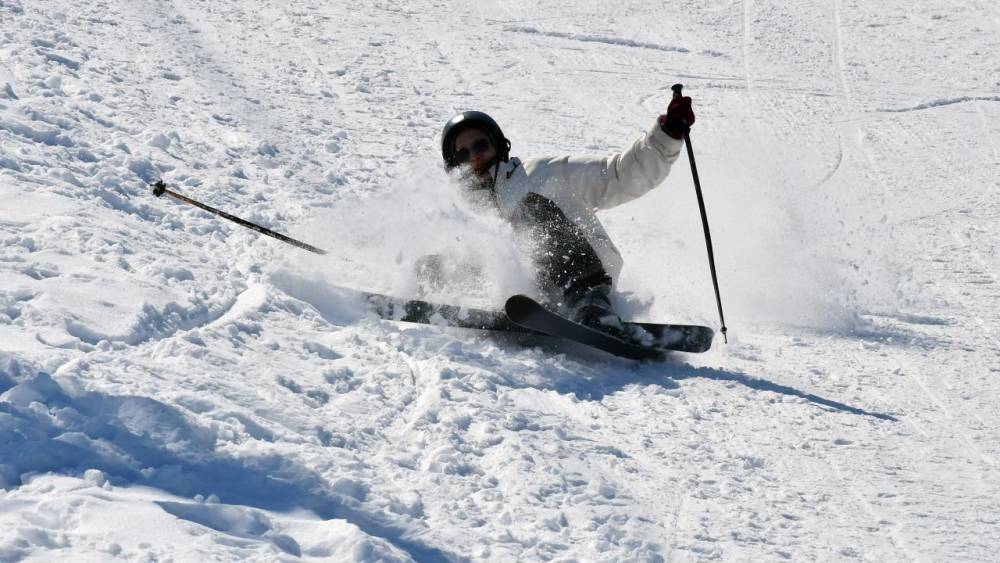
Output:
top-left (659, 96), bottom-right (695, 140)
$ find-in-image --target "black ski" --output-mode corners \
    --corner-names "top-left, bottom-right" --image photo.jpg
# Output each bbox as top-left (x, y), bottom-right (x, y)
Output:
top-left (363, 292), bottom-right (531, 333)
top-left (363, 292), bottom-right (714, 357)
top-left (506, 295), bottom-right (716, 360)
top-left (504, 295), bottom-right (664, 360)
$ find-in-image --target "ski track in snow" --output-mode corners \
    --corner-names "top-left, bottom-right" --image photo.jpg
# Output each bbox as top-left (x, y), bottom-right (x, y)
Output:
top-left (2, 0), bottom-right (1000, 561)
top-left (877, 96), bottom-right (1000, 113)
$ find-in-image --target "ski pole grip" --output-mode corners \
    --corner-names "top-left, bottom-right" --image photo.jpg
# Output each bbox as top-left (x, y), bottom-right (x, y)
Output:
top-left (152, 180), bottom-right (167, 197)
top-left (669, 84), bottom-right (691, 132)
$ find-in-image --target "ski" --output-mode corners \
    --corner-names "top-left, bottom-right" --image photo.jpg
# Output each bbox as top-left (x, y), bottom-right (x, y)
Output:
top-left (504, 295), bottom-right (664, 360)
top-left (363, 292), bottom-right (714, 356)
top-left (362, 292), bottom-right (529, 333)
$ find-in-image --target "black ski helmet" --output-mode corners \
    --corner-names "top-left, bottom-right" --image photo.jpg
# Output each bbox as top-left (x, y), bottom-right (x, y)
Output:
top-left (441, 111), bottom-right (511, 169)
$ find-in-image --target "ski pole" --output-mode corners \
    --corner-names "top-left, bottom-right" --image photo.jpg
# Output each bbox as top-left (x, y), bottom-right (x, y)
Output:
top-left (151, 180), bottom-right (328, 255)
top-left (671, 84), bottom-right (728, 343)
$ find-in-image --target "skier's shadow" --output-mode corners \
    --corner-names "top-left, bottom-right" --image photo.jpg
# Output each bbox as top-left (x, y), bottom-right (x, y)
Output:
top-left (659, 364), bottom-right (898, 421)
top-left (519, 340), bottom-right (897, 421)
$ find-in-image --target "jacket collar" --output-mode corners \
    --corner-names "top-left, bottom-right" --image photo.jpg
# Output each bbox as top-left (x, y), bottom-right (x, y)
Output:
top-left (494, 157), bottom-right (521, 185)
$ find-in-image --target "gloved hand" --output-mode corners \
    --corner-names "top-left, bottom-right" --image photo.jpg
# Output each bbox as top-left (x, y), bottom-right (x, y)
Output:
top-left (659, 96), bottom-right (695, 140)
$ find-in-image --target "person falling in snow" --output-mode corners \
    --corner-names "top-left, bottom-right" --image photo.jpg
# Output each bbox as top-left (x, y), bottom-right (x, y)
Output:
top-left (436, 95), bottom-right (695, 341)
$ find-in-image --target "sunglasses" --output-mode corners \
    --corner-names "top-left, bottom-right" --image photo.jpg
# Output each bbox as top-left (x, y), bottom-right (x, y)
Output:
top-left (453, 138), bottom-right (492, 164)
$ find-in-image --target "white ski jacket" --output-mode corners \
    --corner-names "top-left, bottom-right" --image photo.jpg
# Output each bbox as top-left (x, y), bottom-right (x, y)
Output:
top-left (488, 120), bottom-right (684, 282)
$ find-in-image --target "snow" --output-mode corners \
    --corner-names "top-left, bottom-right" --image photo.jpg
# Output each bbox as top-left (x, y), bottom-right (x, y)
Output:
top-left (1, 0), bottom-right (999, 561)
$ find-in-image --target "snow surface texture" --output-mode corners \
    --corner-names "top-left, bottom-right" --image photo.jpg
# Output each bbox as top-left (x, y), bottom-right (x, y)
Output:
top-left (1, 0), bottom-right (999, 561)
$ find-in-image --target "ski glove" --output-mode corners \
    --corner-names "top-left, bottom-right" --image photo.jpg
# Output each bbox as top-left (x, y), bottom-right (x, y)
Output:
top-left (659, 96), bottom-right (695, 140)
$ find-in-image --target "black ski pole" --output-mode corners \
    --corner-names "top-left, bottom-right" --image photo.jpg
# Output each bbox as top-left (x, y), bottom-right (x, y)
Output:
top-left (151, 180), bottom-right (328, 255)
top-left (671, 84), bottom-right (728, 343)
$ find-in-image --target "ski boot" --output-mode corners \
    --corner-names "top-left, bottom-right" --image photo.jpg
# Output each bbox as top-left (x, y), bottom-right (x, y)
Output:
top-left (567, 284), bottom-right (654, 347)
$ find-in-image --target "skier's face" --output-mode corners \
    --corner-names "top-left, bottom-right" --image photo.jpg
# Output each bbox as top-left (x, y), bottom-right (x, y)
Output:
top-left (453, 128), bottom-right (496, 176)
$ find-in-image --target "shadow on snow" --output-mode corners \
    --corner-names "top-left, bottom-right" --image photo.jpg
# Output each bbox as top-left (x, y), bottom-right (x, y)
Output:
top-left (0, 370), bottom-right (460, 563)
top-left (496, 340), bottom-right (897, 422)
top-left (664, 364), bottom-right (898, 421)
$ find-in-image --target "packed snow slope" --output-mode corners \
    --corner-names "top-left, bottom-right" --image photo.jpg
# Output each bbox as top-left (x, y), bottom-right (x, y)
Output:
top-left (2, 0), bottom-right (999, 560)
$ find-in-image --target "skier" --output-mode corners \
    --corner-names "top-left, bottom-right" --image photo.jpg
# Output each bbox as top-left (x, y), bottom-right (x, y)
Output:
top-left (438, 96), bottom-right (695, 340)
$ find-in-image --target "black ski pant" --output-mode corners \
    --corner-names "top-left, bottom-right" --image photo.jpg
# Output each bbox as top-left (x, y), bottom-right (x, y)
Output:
top-left (511, 193), bottom-right (612, 304)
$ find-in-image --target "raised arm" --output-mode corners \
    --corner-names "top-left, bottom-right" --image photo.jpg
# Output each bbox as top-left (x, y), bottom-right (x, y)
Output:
top-left (535, 96), bottom-right (695, 210)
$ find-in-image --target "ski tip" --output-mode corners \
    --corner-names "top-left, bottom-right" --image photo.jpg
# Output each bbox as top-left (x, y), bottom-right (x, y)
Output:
top-left (504, 294), bottom-right (536, 315)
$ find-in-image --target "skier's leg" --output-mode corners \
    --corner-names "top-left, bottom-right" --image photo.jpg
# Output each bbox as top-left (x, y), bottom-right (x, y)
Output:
top-left (512, 193), bottom-right (617, 319)
top-left (511, 194), bottom-right (652, 343)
